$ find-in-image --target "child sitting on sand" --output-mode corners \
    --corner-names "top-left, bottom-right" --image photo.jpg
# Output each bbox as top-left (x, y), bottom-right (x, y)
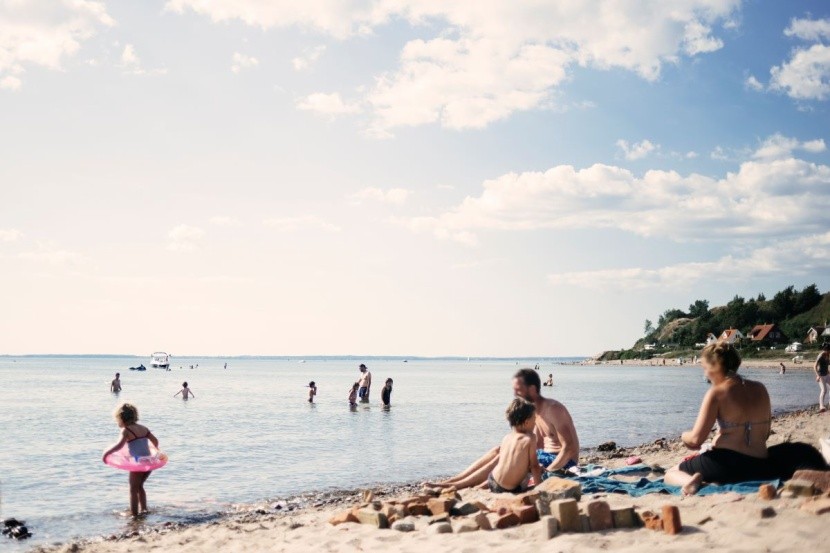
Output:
top-left (174, 382), bottom-right (195, 400)
top-left (102, 403), bottom-right (159, 517)
top-left (487, 398), bottom-right (543, 494)
top-left (308, 381), bottom-right (317, 403)
top-left (348, 382), bottom-right (359, 407)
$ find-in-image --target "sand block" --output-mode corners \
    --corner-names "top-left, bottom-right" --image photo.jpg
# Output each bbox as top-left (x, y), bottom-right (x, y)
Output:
top-left (580, 514), bottom-right (591, 533)
top-left (391, 520), bottom-right (415, 532)
top-left (494, 512), bottom-right (521, 529)
top-left (792, 470), bottom-right (830, 493)
top-left (328, 510), bottom-right (359, 526)
top-left (452, 502), bottom-right (481, 516)
top-left (800, 498), bottom-right (830, 515)
top-left (470, 501), bottom-right (490, 512)
top-left (512, 504), bottom-right (539, 525)
top-left (536, 477), bottom-right (582, 501)
top-left (783, 479), bottom-right (816, 498)
top-left (427, 498), bottom-right (456, 516)
top-left (492, 491), bottom-right (538, 512)
top-left (639, 510), bottom-right (663, 531)
top-left (661, 505), bottom-right (682, 535)
top-left (456, 519), bottom-right (479, 533)
top-left (428, 522), bottom-right (452, 534)
top-left (473, 512), bottom-right (492, 531)
top-left (356, 508), bottom-right (389, 529)
top-left (550, 499), bottom-right (580, 532)
top-left (611, 507), bottom-right (637, 528)
top-left (540, 515), bottom-right (558, 539)
top-left (440, 488), bottom-right (462, 502)
top-left (758, 484), bottom-right (777, 500)
top-left (587, 501), bottom-right (613, 531)
top-left (408, 503), bottom-right (431, 516)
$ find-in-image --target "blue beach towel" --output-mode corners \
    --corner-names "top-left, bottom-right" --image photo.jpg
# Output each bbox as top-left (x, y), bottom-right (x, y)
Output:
top-left (542, 464), bottom-right (778, 497)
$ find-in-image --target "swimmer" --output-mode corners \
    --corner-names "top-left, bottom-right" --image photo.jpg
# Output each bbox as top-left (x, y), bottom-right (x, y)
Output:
top-left (543, 373), bottom-right (553, 387)
top-left (111, 372), bottom-right (122, 393)
top-left (174, 382), bottom-right (195, 400)
top-left (348, 382), bottom-right (359, 407)
top-left (308, 381), bottom-right (317, 403)
top-left (102, 403), bottom-right (159, 517)
top-left (381, 378), bottom-right (393, 407)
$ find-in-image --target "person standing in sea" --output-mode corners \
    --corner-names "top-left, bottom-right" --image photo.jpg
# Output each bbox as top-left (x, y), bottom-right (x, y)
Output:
top-left (358, 364), bottom-right (372, 403)
top-left (380, 378), bottom-right (393, 408)
top-left (815, 343), bottom-right (830, 412)
top-left (111, 373), bottom-right (122, 393)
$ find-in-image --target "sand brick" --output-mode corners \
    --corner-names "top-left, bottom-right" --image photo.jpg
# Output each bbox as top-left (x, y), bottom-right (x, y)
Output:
top-left (661, 505), bottom-right (682, 535)
top-left (611, 507), bottom-right (636, 528)
top-left (587, 501), bottom-right (613, 531)
top-left (758, 484), bottom-right (777, 500)
top-left (328, 510), bottom-right (359, 526)
top-left (540, 515), bottom-right (559, 539)
top-left (550, 499), bottom-right (580, 532)
top-left (536, 477), bottom-right (582, 501)
top-left (792, 470), bottom-right (830, 493)
top-left (512, 504), bottom-right (539, 525)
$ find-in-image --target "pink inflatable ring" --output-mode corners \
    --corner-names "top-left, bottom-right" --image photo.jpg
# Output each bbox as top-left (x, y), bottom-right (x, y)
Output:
top-left (104, 443), bottom-right (168, 472)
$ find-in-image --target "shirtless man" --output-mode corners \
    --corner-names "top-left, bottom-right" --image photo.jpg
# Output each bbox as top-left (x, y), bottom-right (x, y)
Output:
top-left (111, 373), bottom-right (122, 393)
top-left (427, 368), bottom-right (579, 489)
top-left (358, 364), bottom-right (372, 403)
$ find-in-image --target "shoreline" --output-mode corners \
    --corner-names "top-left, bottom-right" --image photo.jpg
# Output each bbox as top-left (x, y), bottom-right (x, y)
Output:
top-left (31, 405), bottom-right (829, 552)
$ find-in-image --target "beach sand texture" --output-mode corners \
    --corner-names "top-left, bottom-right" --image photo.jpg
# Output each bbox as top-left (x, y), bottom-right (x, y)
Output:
top-left (35, 408), bottom-right (830, 553)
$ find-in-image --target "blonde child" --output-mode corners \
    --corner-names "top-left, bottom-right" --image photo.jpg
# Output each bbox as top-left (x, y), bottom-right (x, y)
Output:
top-left (102, 403), bottom-right (159, 517)
top-left (348, 382), bottom-right (359, 407)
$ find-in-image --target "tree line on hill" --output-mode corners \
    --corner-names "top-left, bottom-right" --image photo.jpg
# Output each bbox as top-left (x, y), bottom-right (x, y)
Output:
top-left (638, 284), bottom-right (826, 350)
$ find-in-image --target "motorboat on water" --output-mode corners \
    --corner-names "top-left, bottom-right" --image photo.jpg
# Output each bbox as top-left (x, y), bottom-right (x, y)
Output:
top-left (151, 352), bottom-right (170, 369)
top-left (129, 364), bottom-right (146, 371)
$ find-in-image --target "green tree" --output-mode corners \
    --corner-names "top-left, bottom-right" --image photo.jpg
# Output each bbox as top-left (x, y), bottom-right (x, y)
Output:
top-left (644, 319), bottom-right (654, 335)
top-left (688, 299), bottom-right (710, 318)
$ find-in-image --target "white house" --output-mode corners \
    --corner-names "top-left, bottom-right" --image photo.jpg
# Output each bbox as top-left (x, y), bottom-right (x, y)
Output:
top-left (719, 328), bottom-right (745, 345)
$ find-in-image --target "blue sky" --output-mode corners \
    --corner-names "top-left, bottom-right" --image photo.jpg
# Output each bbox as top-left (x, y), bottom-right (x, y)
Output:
top-left (1, 1), bottom-right (829, 356)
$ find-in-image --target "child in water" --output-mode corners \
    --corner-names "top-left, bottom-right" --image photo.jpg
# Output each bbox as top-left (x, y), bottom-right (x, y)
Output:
top-left (308, 381), bottom-right (317, 403)
top-left (381, 378), bottom-right (393, 407)
top-left (348, 382), bottom-right (359, 407)
top-left (174, 382), bottom-right (195, 399)
top-left (102, 403), bottom-right (159, 517)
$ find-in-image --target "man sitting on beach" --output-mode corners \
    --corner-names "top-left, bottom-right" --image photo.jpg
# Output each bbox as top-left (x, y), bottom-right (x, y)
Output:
top-left (427, 368), bottom-right (580, 490)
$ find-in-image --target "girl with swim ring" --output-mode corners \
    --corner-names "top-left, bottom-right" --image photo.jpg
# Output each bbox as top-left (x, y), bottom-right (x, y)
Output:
top-left (102, 403), bottom-right (162, 517)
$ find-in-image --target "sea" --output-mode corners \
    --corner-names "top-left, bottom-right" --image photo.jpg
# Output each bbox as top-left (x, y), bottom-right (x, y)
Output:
top-left (0, 355), bottom-right (821, 549)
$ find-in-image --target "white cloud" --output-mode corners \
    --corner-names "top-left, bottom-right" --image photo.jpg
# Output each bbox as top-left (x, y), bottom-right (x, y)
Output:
top-left (166, 0), bottom-right (741, 135)
top-left (401, 134), bottom-right (830, 245)
top-left (296, 92), bottom-right (361, 116)
top-left (548, 231), bottom-right (830, 290)
top-left (262, 216), bottom-right (341, 233)
top-left (744, 74), bottom-right (764, 91)
top-left (710, 145), bottom-right (729, 161)
top-left (770, 43), bottom-right (830, 101)
top-left (0, 229), bottom-right (22, 241)
top-left (0, 0), bottom-right (114, 88)
top-left (17, 242), bottom-right (84, 266)
top-left (616, 139), bottom-right (658, 161)
top-left (685, 151), bottom-right (699, 159)
top-left (351, 187), bottom-right (411, 205)
top-left (292, 45), bottom-right (326, 71)
top-left (752, 133), bottom-right (826, 159)
top-left (167, 224), bottom-right (205, 252)
top-left (231, 52), bottom-right (259, 73)
top-left (784, 17), bottom-right (830, 42)
top-left (209, 216), bottom-right (241, 226)
top-left (119, 44), bottom-right (167, 76)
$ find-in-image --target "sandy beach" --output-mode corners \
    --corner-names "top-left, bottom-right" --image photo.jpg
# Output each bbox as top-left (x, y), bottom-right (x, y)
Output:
top-left (32, 407), bottom-right (830, 553)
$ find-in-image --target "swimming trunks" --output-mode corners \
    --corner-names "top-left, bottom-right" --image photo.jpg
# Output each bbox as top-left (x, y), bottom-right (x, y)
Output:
top-left (537, 450), bottom-right (578, 471)
top-left (678, 448), bottom-right (772, 483)
top-left (487, 472), bottom-right (527, 494)
top-left (358, 386), bottom-right (368, 399)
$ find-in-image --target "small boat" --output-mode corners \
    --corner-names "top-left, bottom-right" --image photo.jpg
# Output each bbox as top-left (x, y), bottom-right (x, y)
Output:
top-left (129, 364), bottom-right (146, 371)
top-left (298, 360), bottom-right (306, 364)
top-left (151, 352), bottom-right (170, 369)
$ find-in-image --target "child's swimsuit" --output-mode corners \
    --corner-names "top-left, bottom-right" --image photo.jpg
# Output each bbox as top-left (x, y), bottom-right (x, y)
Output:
top-left (487, 472), bottom-right (527, 494)
top-left (125, 427), bottom-right (152, 459)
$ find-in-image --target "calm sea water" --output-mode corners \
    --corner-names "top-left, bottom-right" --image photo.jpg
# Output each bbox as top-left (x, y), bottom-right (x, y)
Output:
top-left (0, 356), bottom-right (821, 548)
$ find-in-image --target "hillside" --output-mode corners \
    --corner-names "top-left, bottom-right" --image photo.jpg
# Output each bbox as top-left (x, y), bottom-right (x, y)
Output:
top-left (626, 284), bottom-right (827, 357)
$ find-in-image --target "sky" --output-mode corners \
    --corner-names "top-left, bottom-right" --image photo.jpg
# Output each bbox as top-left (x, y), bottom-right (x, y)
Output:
top-left (1, 0), bottom-right (829, 357)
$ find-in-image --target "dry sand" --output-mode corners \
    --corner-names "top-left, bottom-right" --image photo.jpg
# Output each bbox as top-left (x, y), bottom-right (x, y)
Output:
top-left (34, 408), bottom-right (830, 553)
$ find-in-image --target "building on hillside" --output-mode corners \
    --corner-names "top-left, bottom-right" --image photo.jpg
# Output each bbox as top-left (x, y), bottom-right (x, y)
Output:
top-left (805, 325), bottom-right (828, 344)
top-left (705, 333), bottom-right (717, 345)
top-left (748, 323), bottom-right (787, 344)
top-left (719, 328), bottom-right (745, 345)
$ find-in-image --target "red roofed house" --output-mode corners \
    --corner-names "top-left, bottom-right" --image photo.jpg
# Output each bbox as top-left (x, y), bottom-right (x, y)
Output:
top-left (748, 324), bottom-right (786, 344)
top-left (719, 328), bottom-right (745, 345)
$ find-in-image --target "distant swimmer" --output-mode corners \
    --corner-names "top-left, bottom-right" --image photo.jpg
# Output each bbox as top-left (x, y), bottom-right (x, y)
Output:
top-left (174, 382), bottom-right (195, 400)
top-left (308, 381), bottom-right (317, 403)
top-left (111, 373), bottom-right (122, 393)
top-left (358, 364), bottom-right (372, 403)
top-left (381, 378), bottom-right (393, 407)
top-left (543, 373), bottom-right (553, 387)
top-left (780, 362), bottom-right (786, 375)
top-left (224, 362), bottom-right (227, 370)
top-left (348, 382), bottom-right (359, 408)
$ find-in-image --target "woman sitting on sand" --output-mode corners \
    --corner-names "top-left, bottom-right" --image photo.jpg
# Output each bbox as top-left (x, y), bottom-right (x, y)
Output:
top-left (665, 342), bottom-right (773, 495)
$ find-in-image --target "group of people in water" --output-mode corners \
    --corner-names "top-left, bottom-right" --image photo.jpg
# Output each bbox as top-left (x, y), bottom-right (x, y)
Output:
top-left (110, 373), bottom-right (195, 399)
top-left (308, 363), bottom-right (394, 408)
top-left (429, 342), bottom-right (829, 496)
